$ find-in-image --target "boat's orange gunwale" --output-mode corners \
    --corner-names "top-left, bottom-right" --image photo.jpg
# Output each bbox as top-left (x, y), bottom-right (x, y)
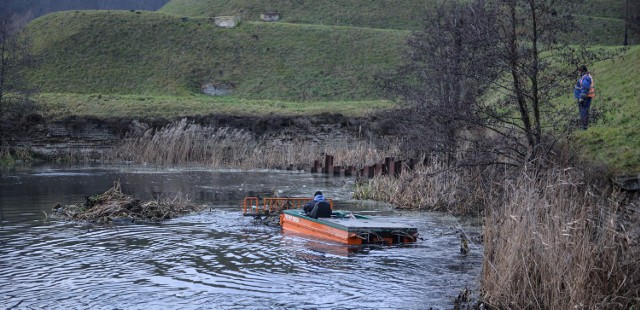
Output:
top-left (279, 210), bottom-right (418, 245)
top-left (280, 212), bottom-right (363, 245)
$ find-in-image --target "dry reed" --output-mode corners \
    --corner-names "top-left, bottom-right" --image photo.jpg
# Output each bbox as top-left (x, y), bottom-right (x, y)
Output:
top-left (112, 118), bottom-right (401, 169)
top-left (481, 168), bottom-right (639, 309)
top-left (353, 154), bottom-right (488, 215)
top-left (53, 181), bottom-right (202, 223)
top-left (353, 151), bottom-right (639, 307)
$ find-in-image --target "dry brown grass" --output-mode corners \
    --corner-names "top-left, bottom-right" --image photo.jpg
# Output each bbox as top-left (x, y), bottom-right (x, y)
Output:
top-left (112, 118), bottom-right (401, 169)
top-left (353, 151), bottom-right (639, 308)
top-left (481, 168), bottom-right (639, 309)
top-left (353, 154), bottom-right (489, 215)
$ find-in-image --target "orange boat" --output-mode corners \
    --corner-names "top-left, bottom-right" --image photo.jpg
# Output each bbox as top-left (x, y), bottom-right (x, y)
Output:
top-left (242, 197), bottom-right (419, 245)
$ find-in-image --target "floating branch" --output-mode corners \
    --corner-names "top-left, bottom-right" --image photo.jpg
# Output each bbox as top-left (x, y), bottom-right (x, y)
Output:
top-left (52, 181), bottom-right (203, 223)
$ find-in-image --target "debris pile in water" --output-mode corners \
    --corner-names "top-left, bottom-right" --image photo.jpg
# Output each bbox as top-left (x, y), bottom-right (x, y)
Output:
top-left (53, 182), bottom-right (202, 223)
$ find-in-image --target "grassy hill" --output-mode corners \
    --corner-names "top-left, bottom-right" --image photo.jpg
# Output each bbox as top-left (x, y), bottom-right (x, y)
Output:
top-left (572, 45), bottom-right (640, 173)
top-left (159, 0), bottom-right (639, 45)
top-left (579, 15), bottom-right (632, 46)
top-left (24, 1), bottom-right (637, 104)
top-left (26, 10), bottom-right (406, 101)
top-left (159, 0), bottom-right (435, 31)
top-left (18, 1), bottom-right (640, 171)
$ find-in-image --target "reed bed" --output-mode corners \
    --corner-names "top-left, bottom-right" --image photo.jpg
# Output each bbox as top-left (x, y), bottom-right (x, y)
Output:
top-left (353, 152), bottom-right (639, 307)
top-left (53, 181), bottom-right (202, 223)
top-left (481, 168), bottom-right (639, 309)
top-left (113, 118), bottom-right (400, 169)
top-left (0, 146), bottom-right (35, 166)
top-left (353, 154), bottom-right (488, 215)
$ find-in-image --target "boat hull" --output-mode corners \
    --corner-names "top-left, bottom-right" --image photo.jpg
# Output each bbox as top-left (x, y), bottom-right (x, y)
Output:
top-left (280, 209), bottom-right (418, 245)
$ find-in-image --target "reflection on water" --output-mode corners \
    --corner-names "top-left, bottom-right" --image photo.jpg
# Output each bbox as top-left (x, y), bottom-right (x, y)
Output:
top-left (0, 165), bottom-right (482, 309)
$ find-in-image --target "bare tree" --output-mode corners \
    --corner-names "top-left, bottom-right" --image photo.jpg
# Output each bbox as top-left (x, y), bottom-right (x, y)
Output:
top-left (628, 0), bottom-right (640, 45)
top-left (380, 1), bottom-right (498, 157)
top-left (486, 0), bottom-right (584, 162)
top-left (0, 11), bottom-right (35, 118)
top-left (386, 0), bottom-right (596, 166)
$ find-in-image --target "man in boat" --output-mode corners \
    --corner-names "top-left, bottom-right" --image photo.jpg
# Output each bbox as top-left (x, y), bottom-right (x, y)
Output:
top-left (303, 191), bottom-right (324, 214)
top-left (303, 191), bottom-right (332, 218)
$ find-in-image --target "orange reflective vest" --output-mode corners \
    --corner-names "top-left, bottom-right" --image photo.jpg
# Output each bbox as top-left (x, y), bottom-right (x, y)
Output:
top-left (580, 74), bottom-right (596, 98)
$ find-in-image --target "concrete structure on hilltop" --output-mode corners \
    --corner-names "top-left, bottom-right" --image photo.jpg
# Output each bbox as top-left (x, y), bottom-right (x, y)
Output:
top-left (214, 16), bottom-right (240, 28)
top-left (260, 11), bottom-right (281, 22)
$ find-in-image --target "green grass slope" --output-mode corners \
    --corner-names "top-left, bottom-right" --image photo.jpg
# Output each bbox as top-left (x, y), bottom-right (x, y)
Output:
top-left (575, 0), bottom-right (635, 20)
top-left (25, 10), bottom-right (406, 101)
top-left (573, 45), bottom-right (640, 173)
top-left (159, 0), bottom-right (435, 31)
top-left (159, 0), bottom-right (639, 44)
top-left (576, 15), bottom-right (639, 45)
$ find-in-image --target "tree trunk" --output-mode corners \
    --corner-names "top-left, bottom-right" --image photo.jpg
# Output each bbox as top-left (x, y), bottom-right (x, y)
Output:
top-left (507, 1), bottom-right (536, 158)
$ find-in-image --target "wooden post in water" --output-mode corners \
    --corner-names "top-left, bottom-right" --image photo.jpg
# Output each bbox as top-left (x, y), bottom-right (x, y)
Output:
top-left (346, 166), bottom-right (355, 176)
top-left (311, 160), bottom-right (322, 173)
top-left (394, 160), bottom-right (403, 177)
top-left (368, 166), bottom-right (376, 178)
top-left (374, 163), bottom-right (382, 176)
top-left (385, 157), bottom-right (394, 176)
top-left (323, 154), bottom-right (334, 174)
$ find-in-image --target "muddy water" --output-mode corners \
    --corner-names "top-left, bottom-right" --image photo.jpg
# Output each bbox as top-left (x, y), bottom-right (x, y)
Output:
top-left (0, 165), bottom-right (482, 309)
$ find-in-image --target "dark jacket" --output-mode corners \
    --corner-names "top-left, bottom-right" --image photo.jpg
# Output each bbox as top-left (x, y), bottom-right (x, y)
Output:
top-left (303, 195), bottom-right (325, 214)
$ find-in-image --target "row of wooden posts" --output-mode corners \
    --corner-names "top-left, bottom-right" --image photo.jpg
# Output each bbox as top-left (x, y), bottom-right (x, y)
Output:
top-left (311, 154), bottom-right (414, 178)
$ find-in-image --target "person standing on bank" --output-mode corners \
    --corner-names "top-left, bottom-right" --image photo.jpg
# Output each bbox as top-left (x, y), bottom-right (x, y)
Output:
top-left (574, 65), bottom-right (596, 130)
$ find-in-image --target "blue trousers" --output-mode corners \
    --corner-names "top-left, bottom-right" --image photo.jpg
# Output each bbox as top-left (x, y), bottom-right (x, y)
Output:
top-left (578, 97), bottom-right (592, 129)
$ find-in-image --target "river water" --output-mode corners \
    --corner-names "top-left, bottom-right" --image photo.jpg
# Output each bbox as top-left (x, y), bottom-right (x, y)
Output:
top-left (0, 165), bottom-right (482, 309)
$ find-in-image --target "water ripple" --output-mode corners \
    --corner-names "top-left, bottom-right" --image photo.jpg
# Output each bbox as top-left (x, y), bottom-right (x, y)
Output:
top-left (0, 167), bottom-right (482, 309)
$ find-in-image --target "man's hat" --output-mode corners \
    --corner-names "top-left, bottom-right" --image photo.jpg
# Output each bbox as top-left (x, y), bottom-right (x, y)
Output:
top-left (579, 65), bottom-right (588, 72)
top-left (314, 191), bottom-right (323, 196)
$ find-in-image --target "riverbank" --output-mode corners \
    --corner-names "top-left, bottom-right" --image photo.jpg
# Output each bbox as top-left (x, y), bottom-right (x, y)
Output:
top-left (0, 112), bottom-right (399, 167)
